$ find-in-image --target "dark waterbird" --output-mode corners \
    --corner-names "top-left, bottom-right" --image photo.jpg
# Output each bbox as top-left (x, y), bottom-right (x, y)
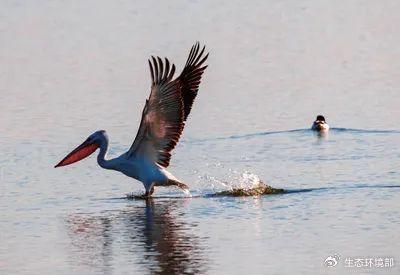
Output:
top-left (311, 115), bottom-right (330, 132)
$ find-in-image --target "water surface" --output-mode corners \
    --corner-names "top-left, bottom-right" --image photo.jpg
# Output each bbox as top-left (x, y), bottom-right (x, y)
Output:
top-left (1, 1), bottom-right (399, 274)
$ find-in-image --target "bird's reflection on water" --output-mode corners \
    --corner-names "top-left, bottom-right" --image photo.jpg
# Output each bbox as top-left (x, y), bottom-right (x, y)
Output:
top-left (66, 199), bottom-right (209, 274)
top-left (315, 131), bottom-right (329, 140)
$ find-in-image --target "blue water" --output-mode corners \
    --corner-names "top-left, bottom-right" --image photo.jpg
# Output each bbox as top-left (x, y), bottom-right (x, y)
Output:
top-left (1, 1), bottom-right (400, 274)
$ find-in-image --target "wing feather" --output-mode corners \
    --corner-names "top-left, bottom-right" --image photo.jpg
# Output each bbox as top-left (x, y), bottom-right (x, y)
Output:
top-left (128, 57), bottom-right (183, 167)
top-left (178, 42), bottom-right (209, 120)
top-left (128, 43), bottom-right (208, 167)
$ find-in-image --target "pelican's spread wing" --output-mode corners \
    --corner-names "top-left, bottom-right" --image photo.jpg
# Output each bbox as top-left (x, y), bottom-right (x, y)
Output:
top-left (178, 42), bottom-right (209, 120)
top-left (128, 43), bottom-right (209, 167)
top-left (128, 57), bottom-right (183, 167)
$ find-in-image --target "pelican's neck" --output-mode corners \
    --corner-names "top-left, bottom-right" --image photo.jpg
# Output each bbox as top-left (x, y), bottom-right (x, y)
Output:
top-left (97, 135), bottom-right (113, 170)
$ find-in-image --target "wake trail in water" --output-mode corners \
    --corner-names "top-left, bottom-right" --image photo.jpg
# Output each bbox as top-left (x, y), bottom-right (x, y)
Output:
top-left (284, 184), bottom-right (400, 194)
top-left (226, 129), bottom-right (307, 139)
top-left (330, 128), bottom-right (400, 134)
top-left (183, 129), bottom-right (306, 143)
top-left (102, 184), bottom-right (400, 201)
top-left (183, 128), bottom-right (400, 143)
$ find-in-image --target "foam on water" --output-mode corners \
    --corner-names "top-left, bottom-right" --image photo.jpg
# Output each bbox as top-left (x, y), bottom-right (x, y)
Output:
top-left (124, 171), bottom-right (284, 199)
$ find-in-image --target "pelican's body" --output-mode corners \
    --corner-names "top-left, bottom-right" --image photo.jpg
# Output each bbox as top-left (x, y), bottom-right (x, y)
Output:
top-left (55, 43), bottom-right (208, 196)
top-left (103, 152), bottom-right (179, 189)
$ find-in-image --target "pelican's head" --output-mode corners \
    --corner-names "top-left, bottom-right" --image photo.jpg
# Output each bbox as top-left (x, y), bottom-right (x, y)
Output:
top-left (312, 115), bottom-right (329, 131)
top-left (55, 130), bottom-right (107, 168)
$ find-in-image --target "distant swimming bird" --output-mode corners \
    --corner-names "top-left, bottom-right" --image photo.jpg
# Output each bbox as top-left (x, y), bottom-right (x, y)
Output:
top-left (311, 115), bottom-right (329, 131)
top-left (55, 42), bottom-right (209, 197)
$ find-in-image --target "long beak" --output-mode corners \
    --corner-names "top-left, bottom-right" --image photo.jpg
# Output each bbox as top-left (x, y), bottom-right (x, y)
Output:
top-left (55, 139), bottom-right (99, 168)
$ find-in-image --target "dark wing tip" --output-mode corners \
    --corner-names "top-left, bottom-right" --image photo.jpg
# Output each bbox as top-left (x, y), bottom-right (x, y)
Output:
top-left (148, 59), bottom-right (155, 84)
top-left (177, 42), bottom-right (209, 121)
top-left (185, 42), bottom-right (209, 68)
top-left (148, 55), bottom-right (176, 85)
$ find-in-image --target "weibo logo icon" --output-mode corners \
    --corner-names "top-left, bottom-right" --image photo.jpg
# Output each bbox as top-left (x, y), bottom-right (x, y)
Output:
top-left (324, 254), bottom-right (340, 267)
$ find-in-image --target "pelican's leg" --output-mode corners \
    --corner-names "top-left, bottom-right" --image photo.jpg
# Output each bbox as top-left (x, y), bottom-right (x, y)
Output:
top-left (144, 183), bottom-right (155, 197)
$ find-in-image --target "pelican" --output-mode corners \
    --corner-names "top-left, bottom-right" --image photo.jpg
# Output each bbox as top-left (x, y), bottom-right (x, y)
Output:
top-left (311, 115), bottom-right (329, 131)
top-left (55, 42), bottom-right (209, 197)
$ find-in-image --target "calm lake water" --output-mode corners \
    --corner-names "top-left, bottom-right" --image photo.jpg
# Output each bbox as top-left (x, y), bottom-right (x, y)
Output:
top-left (1, 1), bottom-right (399, 274)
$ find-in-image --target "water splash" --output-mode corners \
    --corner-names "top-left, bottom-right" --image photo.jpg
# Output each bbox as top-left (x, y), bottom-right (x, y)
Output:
top-left (200, 170), bottom-right (284, 197)
top-left (182, 188), bottom-right (192, 198)
top-left (124, 170), bottom-right (285, 200)
top-left (125, 186), bottom-right (193, 200)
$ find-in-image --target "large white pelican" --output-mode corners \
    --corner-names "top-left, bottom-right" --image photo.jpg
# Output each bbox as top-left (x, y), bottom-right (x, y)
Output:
top-left (55, 43), bottom-right (208, 197)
